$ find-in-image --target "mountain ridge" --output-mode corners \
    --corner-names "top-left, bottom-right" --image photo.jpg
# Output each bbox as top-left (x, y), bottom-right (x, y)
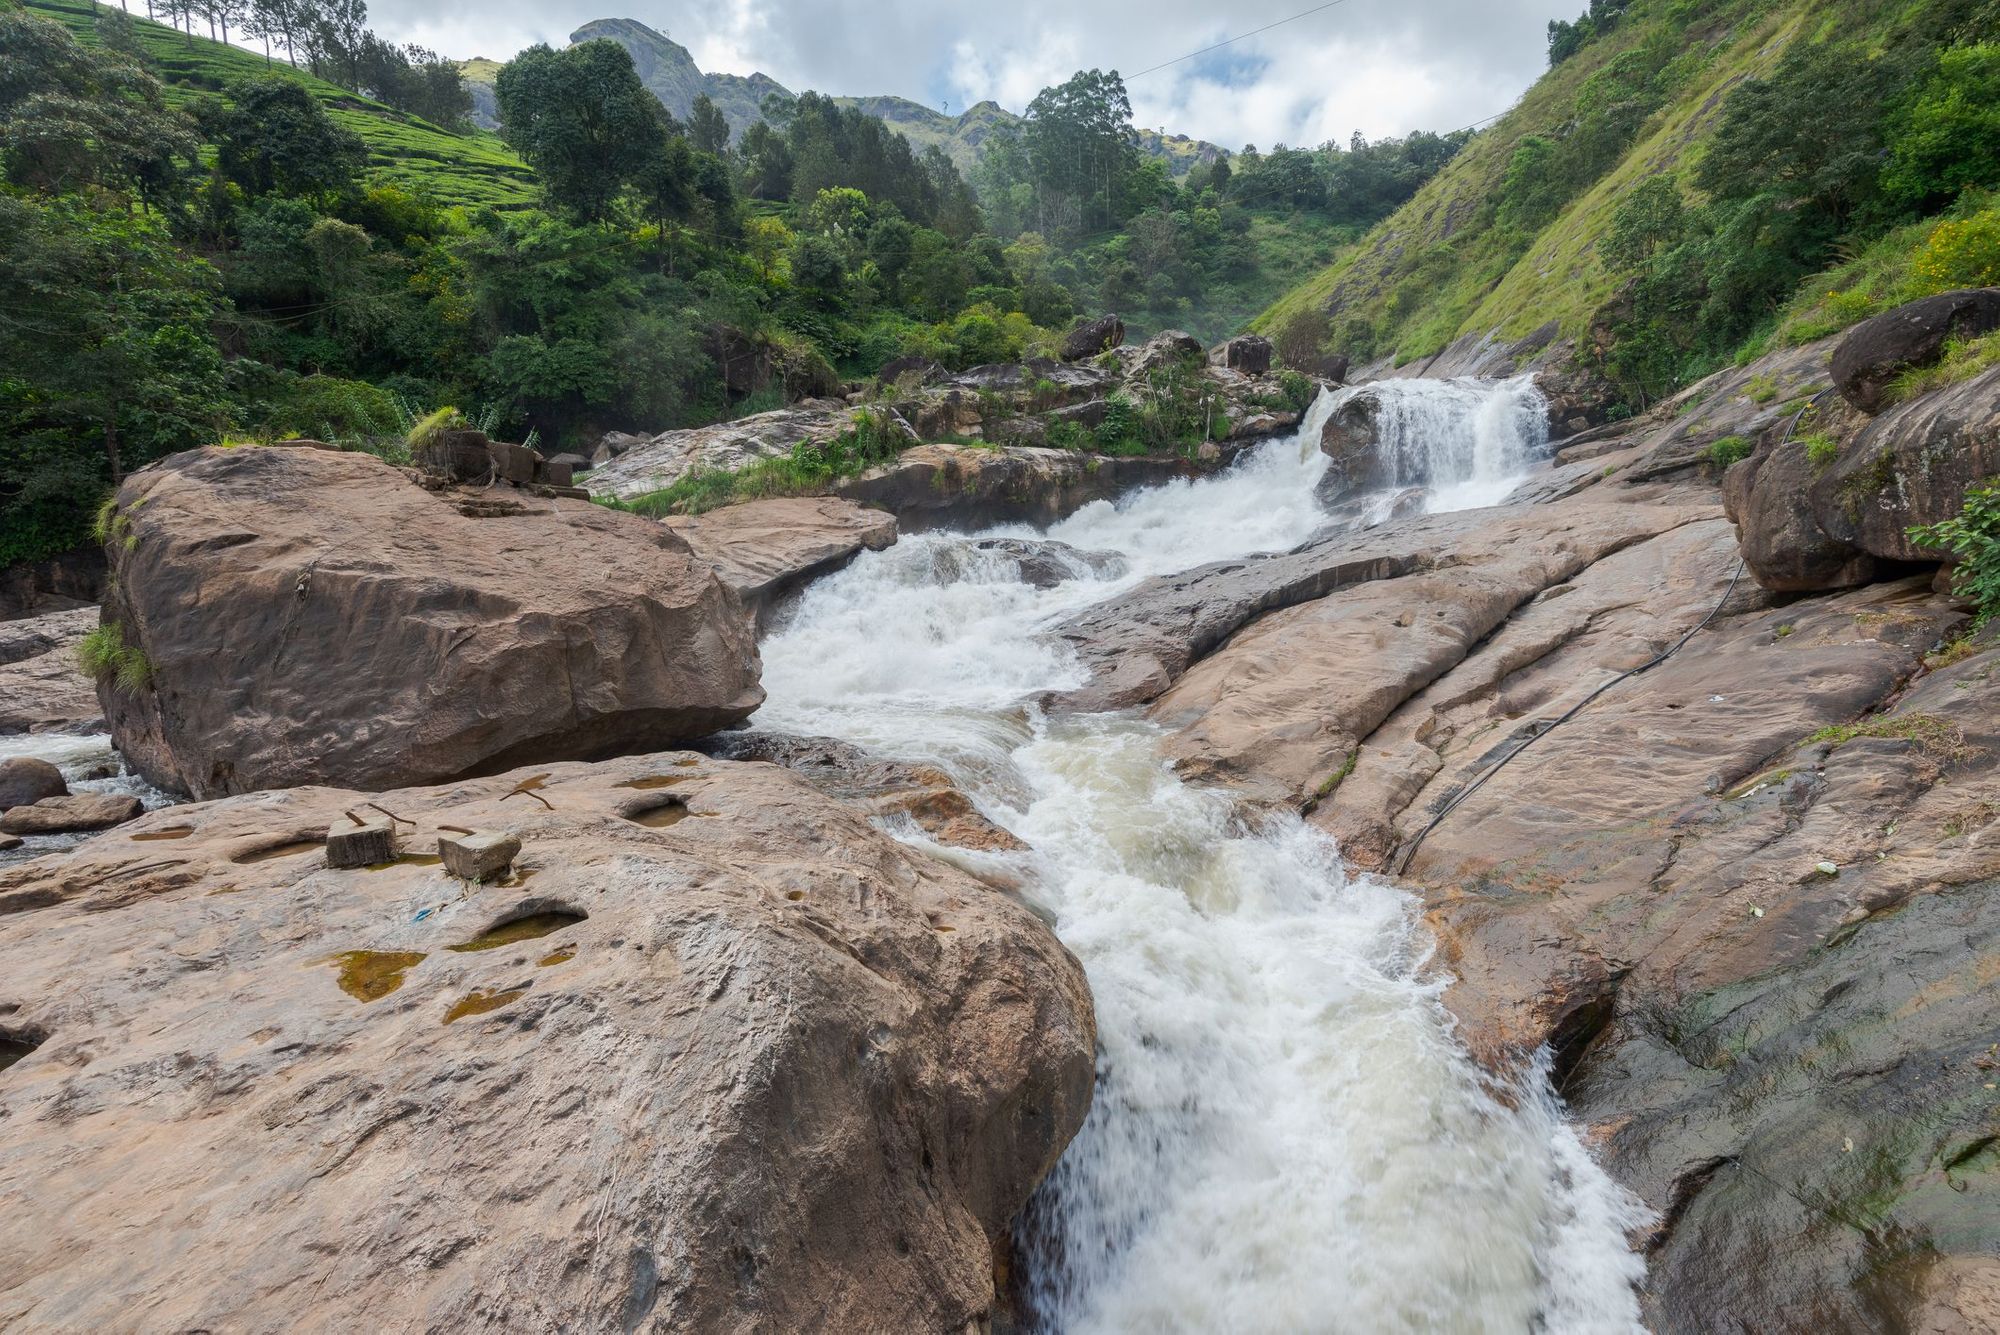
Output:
top-left (460, 17), bottom-right (1225, 176)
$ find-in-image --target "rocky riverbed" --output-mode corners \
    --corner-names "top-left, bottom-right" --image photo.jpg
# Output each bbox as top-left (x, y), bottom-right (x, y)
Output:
top-left (2, 305), bottom-right (1996, 1329)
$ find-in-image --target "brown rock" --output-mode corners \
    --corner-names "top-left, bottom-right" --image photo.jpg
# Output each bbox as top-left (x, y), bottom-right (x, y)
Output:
top-left (486, 440), bottom-right (539, 484)
top-left (0, 607), bottom-right (101, 735)
top-left (1722, 434), bottom-right (1879, 593)
top-left (0, 791), bottom-right (142, 835)
top-left (1723, 363), bottom-right (2000, 591)
top-left (0, 754), bottom-right (1093, 1331)
top-left (700, 731), bottom-right (1028, 855)
top-left (664, 497), bottom-right (897, 622)
top-left (96, 445), bottom-right (762, 799)
top-left (0, 758), bottom-right (67, 811)
top-left (413, 427), bottom-right (494, 482)
top-left (1830, 288), bottom-right (2000, 414)
top-left (1816, 363), bottom-right (2000, 564)
top-left (832, 444), bottom-right (1223, 532)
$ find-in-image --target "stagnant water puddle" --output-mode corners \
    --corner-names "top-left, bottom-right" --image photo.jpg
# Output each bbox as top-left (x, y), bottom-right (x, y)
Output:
top-left (754, 381), bottom-right (1650, 1331)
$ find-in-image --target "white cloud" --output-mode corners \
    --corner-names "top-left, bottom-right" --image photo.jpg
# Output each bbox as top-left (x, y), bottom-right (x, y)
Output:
top-left (370, 0), bottom-right (1567, 148)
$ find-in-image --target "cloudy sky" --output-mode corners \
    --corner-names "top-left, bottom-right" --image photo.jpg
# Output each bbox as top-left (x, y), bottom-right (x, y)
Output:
top-left (374, 0), bottom-right (1567, 150)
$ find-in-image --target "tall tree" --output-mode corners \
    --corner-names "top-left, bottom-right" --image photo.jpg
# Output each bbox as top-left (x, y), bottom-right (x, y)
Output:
top-left (495, 40), bottom-right (662, 224)
top-left (1023, 68), bottom-right (1138, 236)
top-left (687, 92), bottom-right (729, 155)
top-left (208, 75), bottom-right (365, 202)
top-left (0, 8), bottom-right (197, 204)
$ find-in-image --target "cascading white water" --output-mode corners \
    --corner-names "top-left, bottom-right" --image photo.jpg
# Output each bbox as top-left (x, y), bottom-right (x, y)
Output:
top-left (755, 384), bottom-right (1649, 1332)
top-left (1331, 373), bottom-right (1551, 517)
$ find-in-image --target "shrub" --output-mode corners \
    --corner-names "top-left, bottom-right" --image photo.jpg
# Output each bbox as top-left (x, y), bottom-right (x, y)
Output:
top-left (1707, 435), bottom-right (1752, 469)
top-left (1910, 482), bottom-right (2000, 625)
top-left (1276, 369), bottom-right (1316, 413)
top-left (405, 406), bottom-right (466, 450)
top-left (1803, 432), bottom-right (1840, 469)
top-left (1886, 331), bottom-right (2000, 403)
top-left (77, 623), bottom-right (152, 692)
top-left (1912, 213), bottom-right (2000, 292)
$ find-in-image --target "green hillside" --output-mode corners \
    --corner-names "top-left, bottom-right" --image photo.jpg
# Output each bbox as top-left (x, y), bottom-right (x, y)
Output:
top-left (30, 0), bottom-right (536, 209)
top-left (1256, 0), bottom-right (2000, 393)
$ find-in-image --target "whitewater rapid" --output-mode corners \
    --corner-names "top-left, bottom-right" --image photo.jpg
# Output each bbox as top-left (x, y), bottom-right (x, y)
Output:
top-left (753, 379), bottom-right (1651, 1332)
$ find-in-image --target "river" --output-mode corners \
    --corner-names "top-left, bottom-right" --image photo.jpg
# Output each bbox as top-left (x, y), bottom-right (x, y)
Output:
top-left (752, 377), bottom-right (1651, 1333)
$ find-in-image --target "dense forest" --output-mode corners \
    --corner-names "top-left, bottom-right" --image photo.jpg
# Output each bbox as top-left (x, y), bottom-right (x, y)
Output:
top-left (0, 0), bottom-right (1465, 568)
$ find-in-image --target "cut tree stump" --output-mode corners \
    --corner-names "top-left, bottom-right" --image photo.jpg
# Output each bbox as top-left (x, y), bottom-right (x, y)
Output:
top-left (439, 829), bottom-right (521, 882)
top-left (326, 818), bottom-right (397, 869)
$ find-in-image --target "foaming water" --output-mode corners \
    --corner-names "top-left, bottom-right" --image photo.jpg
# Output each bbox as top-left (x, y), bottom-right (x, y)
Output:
top-left (728, 385), bottom-right (1640, 1329)
top-left (0, 730), bottom-right (177, 868)
top-left (1330, 374), bottom-right (1551, 515)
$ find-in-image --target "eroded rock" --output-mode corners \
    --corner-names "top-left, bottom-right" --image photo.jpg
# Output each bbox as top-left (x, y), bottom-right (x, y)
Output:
top-left (664, 497), bottom-right (898, 622)
top-left (0, 607), bottom-right (101, 735)
top-left (0, 754), bottom-right (1093, 1331)
top-left (96, 446), bottom-right (762, 798)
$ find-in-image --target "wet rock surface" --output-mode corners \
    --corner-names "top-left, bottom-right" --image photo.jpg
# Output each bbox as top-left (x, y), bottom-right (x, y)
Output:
top-left (96, 445), bottom-right (762, 798)
top-left (831, 444), bottom-right (1229, 532)
top-left (0, 753), bottom-right (1093, 1331)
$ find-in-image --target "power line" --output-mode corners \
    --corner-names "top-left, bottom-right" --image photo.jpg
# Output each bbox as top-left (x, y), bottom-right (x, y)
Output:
top-left (1127, 0), bottom-right (1358, 81)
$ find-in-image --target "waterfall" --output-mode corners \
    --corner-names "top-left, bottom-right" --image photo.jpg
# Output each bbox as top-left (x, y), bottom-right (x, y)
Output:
top-left (1326, 374), bottom-right (1551, 516)
top-left (754, 395), bottom-right (1648, 1332)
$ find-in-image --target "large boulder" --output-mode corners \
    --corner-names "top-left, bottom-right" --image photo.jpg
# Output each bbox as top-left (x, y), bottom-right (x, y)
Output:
top-left (1721, 437), bottom-right (1879, 593)
top-left (1315, 390), bottom-right (1392, 501)
top-left (0, 753), bottom-right (1094, 1330)
top-left (1819, 362), bottom-right (2000, 563)
top-left (1131, 329), bottom-right (1205, 376)
top-left (95, 446), bottom-right (762, 799)
top-left (0, 758), bottom-right (65, 811)
top-left (1061, 315), bottom-right (1125, 362)
top-left (1724, 364), bottom-right (2000, 591)
top-left (1209, 334), bottom-right (1273, 375)
top-left (1830, 289), bottom-right (2000, 414)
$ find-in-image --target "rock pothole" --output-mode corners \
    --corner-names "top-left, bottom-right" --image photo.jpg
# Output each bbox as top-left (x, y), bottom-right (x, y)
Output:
top-left (448, 910), bottom-right (586, 954)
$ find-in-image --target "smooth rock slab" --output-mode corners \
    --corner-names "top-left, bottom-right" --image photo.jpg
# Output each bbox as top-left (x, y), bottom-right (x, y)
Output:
top-left (0, 754), bottom-right (1093, 1331)
top-left (0, 791), bottom-right (141, 835)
